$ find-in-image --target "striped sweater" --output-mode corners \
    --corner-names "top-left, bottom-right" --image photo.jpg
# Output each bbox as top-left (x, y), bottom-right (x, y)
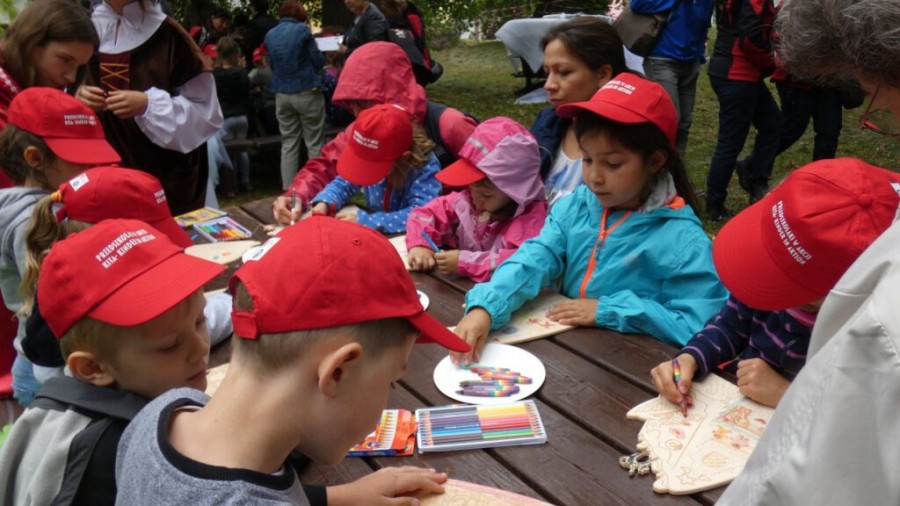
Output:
top-left (680, 295), bottom-right (812, 380)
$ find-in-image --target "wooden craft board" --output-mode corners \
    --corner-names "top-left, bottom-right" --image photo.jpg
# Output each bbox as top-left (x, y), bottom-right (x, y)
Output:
top-left (185, 240), bottom-right (260, 264)
top-left (487, 292), bottom-right (574, 345)
top-left (626, 374), bottom-right (775, 495)
top-left (417, 479), bottom-right (552, 505)
top-left (389, 235), bottom-right (412, 271)
top-left (205, 363), bottom-right (229, 396)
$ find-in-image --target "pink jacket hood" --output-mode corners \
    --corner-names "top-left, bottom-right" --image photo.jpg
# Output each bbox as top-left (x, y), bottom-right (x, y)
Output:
top-left (332, 42), bottom-right (427, 123)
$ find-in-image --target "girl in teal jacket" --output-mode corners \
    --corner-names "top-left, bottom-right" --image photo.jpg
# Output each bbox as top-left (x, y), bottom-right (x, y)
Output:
top-left (453, 74), bottom-right (727, 363)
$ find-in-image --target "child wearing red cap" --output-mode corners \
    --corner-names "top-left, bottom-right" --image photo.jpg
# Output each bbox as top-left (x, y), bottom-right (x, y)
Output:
top-left (406, 116), bottom-right (548, 282)
top-left (0, 87), bottom-right (121, 406)
top-left (115, 218), bottom-right (470, 504)
top-left (0, 219), bottom-right (224, 505)
top-left (652, 159), bottom-right (900, 409)
top-left (14, 167), bottom-right (235, 391)
top-left (453, 73), bottom-right (727, 363)
top-left (308, 103), bottom-right (442, 234)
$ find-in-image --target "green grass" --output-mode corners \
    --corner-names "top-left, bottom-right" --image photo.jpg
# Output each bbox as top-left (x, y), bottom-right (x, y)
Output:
top-left (226, 40), bottom-right (900, 234)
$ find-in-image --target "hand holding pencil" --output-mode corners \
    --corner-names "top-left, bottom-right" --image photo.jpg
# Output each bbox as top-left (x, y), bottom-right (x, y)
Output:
top-left (650, 353), bottom-right (696, 416)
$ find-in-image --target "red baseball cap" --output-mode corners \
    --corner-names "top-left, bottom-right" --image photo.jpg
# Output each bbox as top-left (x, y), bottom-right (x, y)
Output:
top-left (253, 44), bottom-right (267, 63)
top-left (54, 167), bottom-right (193, 248)
top-left (437, 116), bottom-right (539, 187)
top-left (556, 72), bottom-right (678, 146)
top-left (7, 88), bottom-right (121, 165)
top-left (230, 217), bottom-right (471, 352)
top-left (38, 219), bottom-right (224, 338)
top-left (713, 158), bottom-right (900, 311)
top-left (336, 103), bottom-right (413, 186)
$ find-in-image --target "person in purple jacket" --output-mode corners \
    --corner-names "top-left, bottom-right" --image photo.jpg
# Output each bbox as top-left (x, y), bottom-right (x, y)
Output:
top-left (405, 117), bottom-right (547, 282)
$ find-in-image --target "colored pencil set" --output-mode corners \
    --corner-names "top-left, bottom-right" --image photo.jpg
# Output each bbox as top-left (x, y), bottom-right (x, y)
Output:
top-left (415, 400), bottom-right (547, 453)
top-left (192, 216), bottom-right (252, 242)
top-left (457, 365), bottom-right (533, 397)
top-left (347, 409), bottom-right (416, 457)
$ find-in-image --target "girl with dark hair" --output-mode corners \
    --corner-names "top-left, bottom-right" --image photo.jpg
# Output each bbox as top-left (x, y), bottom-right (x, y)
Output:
top-left (453, 74), bottom-right (725, 364)
top-left (530, 17), bottom-right (627, 206)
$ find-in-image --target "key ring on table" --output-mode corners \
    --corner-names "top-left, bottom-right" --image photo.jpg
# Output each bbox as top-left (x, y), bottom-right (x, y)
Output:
top-left (619, 450), bottom-right (653, 477)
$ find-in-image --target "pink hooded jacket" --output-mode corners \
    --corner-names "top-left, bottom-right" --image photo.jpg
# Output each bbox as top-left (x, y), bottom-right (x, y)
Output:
top-left (284, 42), bottom-right (475, 203)
top-left (406, 117), bottom-right (547, 282)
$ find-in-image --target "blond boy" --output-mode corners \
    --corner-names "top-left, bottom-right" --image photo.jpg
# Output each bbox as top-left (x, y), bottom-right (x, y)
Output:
top-left (0, 219), bottom-right (224, 505)
top-left (115, 217), bottom-right (471, 505)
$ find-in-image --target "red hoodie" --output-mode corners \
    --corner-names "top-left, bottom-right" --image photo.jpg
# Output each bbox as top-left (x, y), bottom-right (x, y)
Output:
top-left (284, 42), bottom-right (475, 203)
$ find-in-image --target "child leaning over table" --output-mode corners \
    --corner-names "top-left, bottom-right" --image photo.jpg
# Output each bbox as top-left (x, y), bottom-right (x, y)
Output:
top-left (308, 103), bottom-right (441, 234)
top-left (0, 88), bottom-right (121, 407)
top-left (114, 217), bottom-right (471, 505)
top-left (0, 219), bottom-right (225, 505)
top-left (452, 73), bottom-right (727, 364)
top-left (16, 166), bottom-right (235, 383)
top-left (405, 116), bottom-right (547, 282)
top-left (651, 158), bottom-right (900, 408)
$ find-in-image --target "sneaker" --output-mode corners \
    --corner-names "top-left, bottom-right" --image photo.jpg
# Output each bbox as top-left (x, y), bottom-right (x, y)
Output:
top-left (706, 201), bottom-right (734, 222)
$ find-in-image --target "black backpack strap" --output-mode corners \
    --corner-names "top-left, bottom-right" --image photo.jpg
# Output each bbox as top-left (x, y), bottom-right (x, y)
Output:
top-left (51, 417), bottom-right (124, 506)
top-left (424, 101), bottom-right (452, 167)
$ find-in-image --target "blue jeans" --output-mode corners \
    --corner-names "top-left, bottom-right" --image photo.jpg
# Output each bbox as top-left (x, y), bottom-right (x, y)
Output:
top-left (643, 58), bottom-right (702, 156)
top-left (12, 355), bottom-right (40, 407)
top-left (706, 75), bottom-right (784, 206)
top-left (222, 115), bottom-right (250, 185)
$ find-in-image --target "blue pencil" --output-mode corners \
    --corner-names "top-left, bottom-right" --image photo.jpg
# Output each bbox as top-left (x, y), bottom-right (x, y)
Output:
top-left (420, 231), bottom-right (441, 252)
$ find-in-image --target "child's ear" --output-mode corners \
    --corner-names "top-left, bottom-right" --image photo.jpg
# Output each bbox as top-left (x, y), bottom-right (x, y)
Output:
top-left (597, 64), bottom-right (613, 86)
top-left (648, 150), bottom-right (668, 175)
top-left (67, 351), bottom-right (116, 387)
top-left (317, 342), bottom-right (363, 397)
top-left (23, 146), bottom-right (45, 169)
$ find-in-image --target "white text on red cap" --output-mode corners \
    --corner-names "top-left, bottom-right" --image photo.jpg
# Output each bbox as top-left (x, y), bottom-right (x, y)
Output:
top-left (94, 229), bottom-right (157, 269)
top-left (353, 130), bottom-right (379, 150)
top-left (771, 201), bottom-right (812, 265)
top-left (602, 79), bottom-right (636, 95)
top-left (63, 114), bottom-right (98, 126)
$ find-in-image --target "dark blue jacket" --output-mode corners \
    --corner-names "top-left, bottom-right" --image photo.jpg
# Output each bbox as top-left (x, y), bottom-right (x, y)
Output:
top-left (630, 0), bottom-right (714, 62)
top-left (264, 19), bottom-right (325, 94)
top-left (680, 295), bottom-right (812, 380)
top-left (529, 107), bottom-right (571, 179)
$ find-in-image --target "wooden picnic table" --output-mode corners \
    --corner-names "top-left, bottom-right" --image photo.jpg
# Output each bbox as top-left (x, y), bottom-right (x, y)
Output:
top-left (0, 196), bottom-right (729, 504)
top-left (232, 197), bottom-right (727, 505)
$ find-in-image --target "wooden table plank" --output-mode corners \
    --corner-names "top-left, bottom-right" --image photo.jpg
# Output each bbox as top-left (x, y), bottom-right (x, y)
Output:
top-left (240, 197), bottom-right (278, 226)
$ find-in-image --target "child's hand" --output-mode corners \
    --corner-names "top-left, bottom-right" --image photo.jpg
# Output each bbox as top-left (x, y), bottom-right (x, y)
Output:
top-left (736, 358), bottom-right (790, 407)
top-left (273, 196), bottom-right (303, 225)
top-left (105, 90), bottom-right (149, 119)
top-left (546, 298), bottom-right (599, 327)
top-left (326, 466), bottom-right (448, 506)
top-left (451, 308), bottom-right (492, 365)
top-left (651, 353), bottom-right (697, 408)
top-left (408, 246), bottom-right (436, 271)
top-left (308, 202), bottom-right (329, 217)
top-left (434, 250), bottom-right (459, 276)
top-left (75, 85), bottom-right (107, 111)
top-left (335, 207), bottom-right (358, 223)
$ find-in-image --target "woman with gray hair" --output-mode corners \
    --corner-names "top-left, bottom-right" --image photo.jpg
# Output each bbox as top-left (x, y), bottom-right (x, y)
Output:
top-left (719, 0), bottom-right (900, 504)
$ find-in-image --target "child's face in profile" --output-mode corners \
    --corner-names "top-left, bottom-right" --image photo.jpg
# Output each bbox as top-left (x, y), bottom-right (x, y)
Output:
top-left (579, 131), bottom-right (665, 211)
top-left (315, 332), bottom-right (416, 465)
top-left (31, 41), bottom-right (94, 88)
top-left (106, 290), bottom-right (210, 399)
top-left (470, 178), bottom-right (512, 214)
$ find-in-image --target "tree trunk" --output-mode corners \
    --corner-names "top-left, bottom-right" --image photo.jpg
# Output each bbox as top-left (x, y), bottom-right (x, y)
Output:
top-left (322, 1), bottom-right (355, 31)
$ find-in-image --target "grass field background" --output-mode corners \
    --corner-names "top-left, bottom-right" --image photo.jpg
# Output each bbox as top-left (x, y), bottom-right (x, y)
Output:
top-left (225, 40), bottom-right (900, 233)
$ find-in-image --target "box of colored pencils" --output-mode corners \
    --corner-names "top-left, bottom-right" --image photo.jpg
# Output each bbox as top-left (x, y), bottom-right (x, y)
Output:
top-left (348, 409), bottom-right (416, 457)
top-left (416, 400), bottom-right (547, 453)
top-left (174, 207), bottom-right (227, 228)
top-left (192, 216), bottom-right (252, 242)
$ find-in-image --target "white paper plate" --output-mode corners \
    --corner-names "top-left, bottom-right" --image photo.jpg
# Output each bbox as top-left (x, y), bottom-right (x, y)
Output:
top-left (432, 343), bottom-right (546, 405)
top-left (418, 290), bottom-right (430, 311)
